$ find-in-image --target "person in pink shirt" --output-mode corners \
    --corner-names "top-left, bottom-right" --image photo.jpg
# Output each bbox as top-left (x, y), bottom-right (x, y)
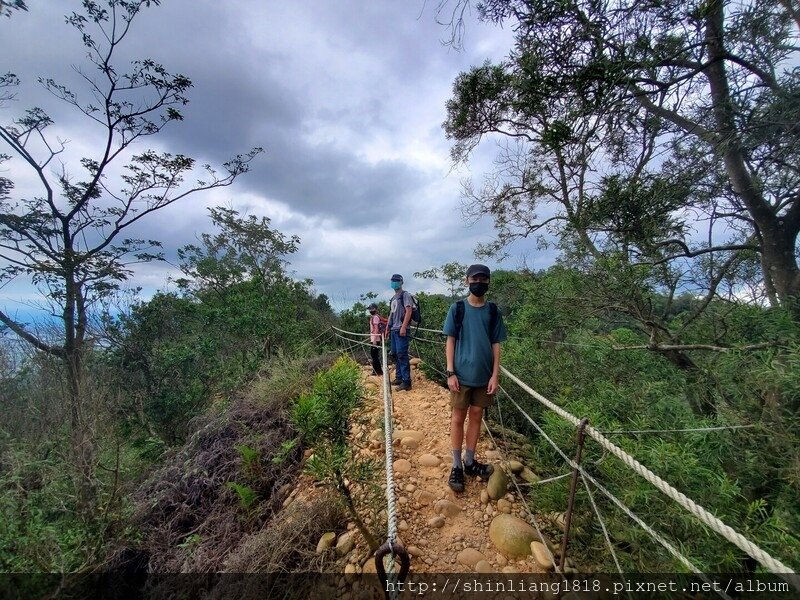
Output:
top-left (368, 302), bottom-right (387, 376)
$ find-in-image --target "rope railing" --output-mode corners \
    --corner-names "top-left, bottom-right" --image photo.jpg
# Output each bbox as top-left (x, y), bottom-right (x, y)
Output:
top-left (496, 384), bottom-right (730, 598)
top-left (499, 366), bottom-right (799, 588)
top-left (328, 326), bottom-right (409, 593)
top-left (600, 424), bottom-right (756, 435)
top-left (484, 399), bottom-right (563, 576)
top-left (579, 474), bottom-right (631, 600)
top-left (322, 324), bottom-right (796, 590)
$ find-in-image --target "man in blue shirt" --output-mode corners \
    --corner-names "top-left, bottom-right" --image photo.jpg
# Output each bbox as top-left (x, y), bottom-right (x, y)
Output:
top-left (442, 264), bottom-right (507, 492)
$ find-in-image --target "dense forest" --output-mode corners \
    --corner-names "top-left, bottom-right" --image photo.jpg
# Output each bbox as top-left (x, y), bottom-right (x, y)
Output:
top-left (0, 0), bottom-right (798, 584)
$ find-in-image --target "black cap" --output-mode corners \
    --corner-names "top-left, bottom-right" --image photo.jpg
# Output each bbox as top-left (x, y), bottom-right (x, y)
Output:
top-left (367, 303), bottom-right (377, 310)
top-left (390, 273), bottom-right (403, 282)
top-left (466, 264), bottom-right (491, 278)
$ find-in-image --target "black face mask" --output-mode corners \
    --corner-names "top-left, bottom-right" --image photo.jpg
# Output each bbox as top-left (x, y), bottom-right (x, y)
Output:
top-left (369, 310), bottom-right (377, 315)
top-left (469, 282), bottom-right (489, 297)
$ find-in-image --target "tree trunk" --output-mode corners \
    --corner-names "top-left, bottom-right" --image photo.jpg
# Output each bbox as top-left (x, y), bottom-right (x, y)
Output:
top-left (67, 350), bottom-right (97, 516)
top-left (63, 263), bottom-right (97, 515)
top-left (760, 223), bottom-right (800, 317)
top-left (659, 349), bottom-right (717, 417)
top-left (704, 0), bottom-right (800, 319)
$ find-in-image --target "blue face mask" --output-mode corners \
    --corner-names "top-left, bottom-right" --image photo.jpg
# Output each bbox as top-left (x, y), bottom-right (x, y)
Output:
top-left (391, 281), bottom-right (401, 290)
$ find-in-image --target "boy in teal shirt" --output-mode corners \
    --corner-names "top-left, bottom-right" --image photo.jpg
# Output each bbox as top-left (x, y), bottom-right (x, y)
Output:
top-left (442, 264), bottom-right (507, 492)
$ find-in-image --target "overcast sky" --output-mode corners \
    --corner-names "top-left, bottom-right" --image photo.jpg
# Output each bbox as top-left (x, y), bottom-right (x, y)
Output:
top-left (1, 0), bottom-right (556, 313)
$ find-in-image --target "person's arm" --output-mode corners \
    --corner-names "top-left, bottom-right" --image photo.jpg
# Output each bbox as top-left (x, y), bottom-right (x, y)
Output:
top-left (487, 342), bottom-right (501, 394)
top-left (446, 336), bottom-right (460, 391)
top-left (399, 293), bottom-right (413, 335)
top-left (399, 305), bottom-right (412, 335)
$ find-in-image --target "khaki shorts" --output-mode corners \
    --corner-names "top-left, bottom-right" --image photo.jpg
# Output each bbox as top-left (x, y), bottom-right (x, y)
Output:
top-left (450, 384), bottom-right (494, 409)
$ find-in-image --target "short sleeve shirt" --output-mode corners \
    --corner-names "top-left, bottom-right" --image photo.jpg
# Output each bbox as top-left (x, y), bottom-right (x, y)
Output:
top-left (389, 290), bottom-right (412, 330)
top-left (442, 300), bottom-right (507, 387)
top-left (369, 314), bottom-right (382, 344)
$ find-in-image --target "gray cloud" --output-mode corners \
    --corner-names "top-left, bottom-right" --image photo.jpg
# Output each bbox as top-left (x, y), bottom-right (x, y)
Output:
top-left (1, 0), bottom-right (544, 311)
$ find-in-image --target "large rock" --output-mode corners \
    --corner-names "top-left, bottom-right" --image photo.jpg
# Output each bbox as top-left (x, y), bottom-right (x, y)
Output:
top-left (434, 499), bottom-right (462, 518)
top-left (487, 468), bottom-right (509, 500)
top-left (393, 459), bottom-right (412, 473)
top-left (489, 514), bottom-right (537, 557)
top-left (344, 563), bottom-right (357, 583)
top-left (400, 437), bottom-right (419, 449)
top-left (416, 490), bottom-right (435, 505)
top-left (418, 454), bottom-right (441, 467)
top-left (410, 357), bottom-right (422, 366)
top-left (428, 516), bottom-right (445, 528)
top-left (530, 541), bottom-right (554, 570)
top-left (362, 559), bottom-right (378, 574)
top-left (392, 430), bottom-right (423, 442)
top-left (316, 532), bottom-right (336, 553)
top-left (457, 548), bottom-right (486, 567)
top-left (507, 460), bottom-right (525, 474)
top-left (336, 532), bottom-right (355, 556)
top-left (475, 560), bottom-right (493, 573)
top-left (520, 467), bottom-right (541, 484)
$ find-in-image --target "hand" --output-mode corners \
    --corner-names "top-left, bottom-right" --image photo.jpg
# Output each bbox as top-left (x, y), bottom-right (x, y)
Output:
top-left (487, 375), bottom-right (498, 395)
top-left (448, 374), bottom-right (460, 392)
top-left (399, 326), bottom-right (407, 337)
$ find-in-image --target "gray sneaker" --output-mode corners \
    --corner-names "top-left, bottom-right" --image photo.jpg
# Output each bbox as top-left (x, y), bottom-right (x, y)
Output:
top-left (394, 381), bottom-right (411, 391)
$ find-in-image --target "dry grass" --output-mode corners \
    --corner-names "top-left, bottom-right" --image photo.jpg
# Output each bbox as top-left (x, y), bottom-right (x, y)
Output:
top-left (107, 353), bottom-right (339, 574)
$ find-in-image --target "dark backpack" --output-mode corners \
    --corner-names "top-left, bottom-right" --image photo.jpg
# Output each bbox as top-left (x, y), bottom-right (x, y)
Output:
top-left (400, 292), bottom-right (422, 325)
top-left (454, 300), bottom-right (498, 341)
top-left (377, 315), bottom-right (389, 333)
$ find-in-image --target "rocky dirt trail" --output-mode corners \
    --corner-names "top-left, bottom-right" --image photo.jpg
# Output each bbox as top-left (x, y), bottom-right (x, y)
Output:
top-left (357, 360), bottom-right (557, 576)
top-left (280, 358), bottom-right (569, 597)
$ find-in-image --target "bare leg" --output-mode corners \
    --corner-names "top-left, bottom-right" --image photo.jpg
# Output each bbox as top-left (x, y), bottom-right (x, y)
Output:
top-left (465, 405), bottom-right (484, 452)
top-left (451, 407), bottom-right (468, 456)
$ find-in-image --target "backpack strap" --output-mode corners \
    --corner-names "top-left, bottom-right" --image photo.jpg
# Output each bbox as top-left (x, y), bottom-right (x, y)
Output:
top-left (488, 302), bottom-right (498, 341)
top-left (454, 300), bottom-right (465, 341)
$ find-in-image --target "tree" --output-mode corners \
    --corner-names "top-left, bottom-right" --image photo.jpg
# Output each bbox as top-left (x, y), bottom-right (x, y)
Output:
top-left (442, 0), bottom-right (800, 317)
top-left (175, 205), bottom-right (309, 362)
top-left (0, 0), bottom-right (261, 511)
top-left (414, 261), bottom-right (468, 300)
top-left (176, 206), bottom-right (299, 298)
top-left (0, 0), bottom-right (27, 18)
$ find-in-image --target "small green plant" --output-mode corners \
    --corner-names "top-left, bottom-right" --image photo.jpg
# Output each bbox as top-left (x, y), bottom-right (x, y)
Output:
top-left (177, 533), bottom-right (202, 549)
top-left (290, 355), bottom-right (379, 552)
top-left (272, 438), bottom-right (298, 465)
top-left (235, 444), bottom-right (262, 478)
top-left (225, 482), bottom-right (258, 511)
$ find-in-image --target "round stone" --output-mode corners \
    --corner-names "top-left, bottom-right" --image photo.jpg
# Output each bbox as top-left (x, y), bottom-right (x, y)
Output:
top-left (418, 454), bottom-right (441, 467)
top-left (393, 459), bottom-right (412, 473)
top-left (475, 560), bottom-right (493, 573)
top-left (457, 548), bottom-right (486, 567)
top-left (488, 514), bottom-right (537, 557)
